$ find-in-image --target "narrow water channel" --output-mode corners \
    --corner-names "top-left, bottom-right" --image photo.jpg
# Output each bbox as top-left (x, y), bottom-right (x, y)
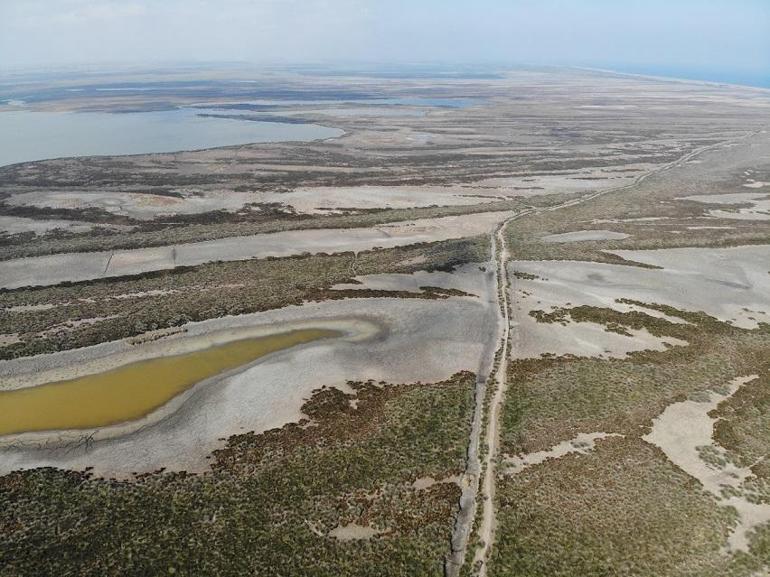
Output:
top-left (0, 328), bottom-right (339, 436)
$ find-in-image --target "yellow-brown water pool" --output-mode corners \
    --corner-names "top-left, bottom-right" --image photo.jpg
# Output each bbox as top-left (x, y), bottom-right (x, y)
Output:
top-left (0, 328), bottom-right (339, 437)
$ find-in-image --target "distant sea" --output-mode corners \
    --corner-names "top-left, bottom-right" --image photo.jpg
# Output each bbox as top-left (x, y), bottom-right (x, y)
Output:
top-left (606, 65), bottom-right (770, 89)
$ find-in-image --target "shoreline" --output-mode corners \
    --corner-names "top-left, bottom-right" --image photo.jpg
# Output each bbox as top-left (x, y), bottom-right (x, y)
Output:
top-left (0, 316), bottom-right (380, 450)
top-left (0, 282), bottom-right (496, 476)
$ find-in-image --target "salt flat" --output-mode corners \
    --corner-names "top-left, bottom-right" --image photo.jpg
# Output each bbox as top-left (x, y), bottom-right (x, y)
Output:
top-left (0, 210), bottom-right (512, 289)
top-left (682, 192), bottom-right (770, 220)
top-left (510, 244), bottom-right (770, 351)
top-left (0, 262), bottom-right (498, 477)
top-left (541, 229), bottom-right (630, 243)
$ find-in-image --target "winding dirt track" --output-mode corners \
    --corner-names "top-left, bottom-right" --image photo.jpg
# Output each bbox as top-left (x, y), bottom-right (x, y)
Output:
top-left (445, 129), bottom-right (763, 577)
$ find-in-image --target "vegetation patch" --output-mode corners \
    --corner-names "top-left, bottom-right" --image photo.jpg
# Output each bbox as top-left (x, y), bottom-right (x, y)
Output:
top-left (0, 196), bottom-right (548, 260)
top-left (504, 170), bottom-right (770, 264)
top-left (511, 270), bottom-right (541, 280)
top-left (493, 302), bottom-right (770, 576)
top-left (711, 373), bottom-right (770, 503)
top-left (0, 236), bottom-right (488, 359)
top-left (0, 372), bottom-right (475, 577)
top-left (502, 303), bottom-right (768, 454)
top-left (489, 437), bottom-right (758, 577)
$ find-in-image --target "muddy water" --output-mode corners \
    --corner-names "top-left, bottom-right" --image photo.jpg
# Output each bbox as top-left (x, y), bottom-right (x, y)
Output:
top-left (0, 328), bottom-right (339, 436)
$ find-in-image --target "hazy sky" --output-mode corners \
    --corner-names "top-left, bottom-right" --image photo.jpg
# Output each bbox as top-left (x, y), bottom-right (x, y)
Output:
top-left (1, 0), bottom-right (768, 79)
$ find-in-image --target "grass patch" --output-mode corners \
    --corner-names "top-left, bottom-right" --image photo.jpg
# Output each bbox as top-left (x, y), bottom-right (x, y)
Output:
top-left (0, 372), bottom-right (475, 577)
top-left (489, 437), bottom-right (749, 577)
top-left (502, 303), bottom-right (770, 454)
top-left (504, 168), bottom-right (770, 264)
top-left (493, 303), bottom-right (770, 576)
top-left (711, 373), bottom-right (770, 504)
top-left (0, 196), bottom-right (549, 260)
top-left (0, 236), bottom-right (489, 359)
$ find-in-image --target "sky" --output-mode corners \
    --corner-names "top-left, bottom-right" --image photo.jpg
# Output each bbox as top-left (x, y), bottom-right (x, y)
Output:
top-left (1, 0), bottom-right (768, 84)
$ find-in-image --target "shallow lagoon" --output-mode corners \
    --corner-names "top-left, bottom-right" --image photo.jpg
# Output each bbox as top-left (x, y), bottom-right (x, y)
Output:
top-left (0, 108), bottom-right (342, 167)
top-left (0, 328), bottom-right (339, 436)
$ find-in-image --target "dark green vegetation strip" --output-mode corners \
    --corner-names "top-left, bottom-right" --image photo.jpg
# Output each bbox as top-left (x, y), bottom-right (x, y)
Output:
top-left (0, 236), bottom-right (488, 359)
top-left (0, 372), bottom-right (475, 577)
top-left (491, 303), bottom-right (770, 577)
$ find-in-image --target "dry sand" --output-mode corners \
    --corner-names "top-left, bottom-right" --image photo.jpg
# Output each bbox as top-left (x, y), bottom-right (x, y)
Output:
top-left (0, 215), bottom-right (97, 235)
top-left (5, 182), bottom-right (516, 221)
top-left (541, 230), bottom-right (630, 243)
top-left (509, 245), bottom-right (770, 358)
top-left (0, 334), bottom-right (21, 347)
top-left (610, 245), bottom-right (770, 329)
top-left (742, 180), bottom-right (770, 189)
top-left (682, 192), bottom-right (770, 221)
top-left (6, 190), bottom-right (264, 221)
top-left (331, 262), bottom-right (488, 297)
top-left (508, 261), bottom-right (687, 359)
top-left (0, 210), bottom-right (513, 290)
top-left (0, 261), bottom-right (498, 477)
top-left (268, 185), bottom-right (507, 214)
top-left (329, 523), bottom-right (386, 541)
top-left (643, 375), bottom-right (770, 552)
top-left (473, 163), bottom-right (654, 197)
top-left (412, 474), bottom-right (461, 491)
top-left (503, 432), bottom-right (621, 475)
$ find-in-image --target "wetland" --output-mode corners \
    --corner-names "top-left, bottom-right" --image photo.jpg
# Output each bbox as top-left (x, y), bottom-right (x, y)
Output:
top-left (0, 328), bottom-right (339, 437)
top-left (2, 65), bottom-right (770, 577)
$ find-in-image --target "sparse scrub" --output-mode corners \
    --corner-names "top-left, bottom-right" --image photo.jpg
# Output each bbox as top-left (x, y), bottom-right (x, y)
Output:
top-left (493, 302), bottom-right (770, 575)
top-left (489, 437), bottom-right (748, 577)
top-left (0, 372), bottom-right (476, 577)
top-left (0, 236), bottom-right (489, 359)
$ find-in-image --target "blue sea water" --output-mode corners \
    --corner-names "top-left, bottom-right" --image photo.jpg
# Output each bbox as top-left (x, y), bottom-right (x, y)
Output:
top-left (606, 65), bottom-right (770, 89)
